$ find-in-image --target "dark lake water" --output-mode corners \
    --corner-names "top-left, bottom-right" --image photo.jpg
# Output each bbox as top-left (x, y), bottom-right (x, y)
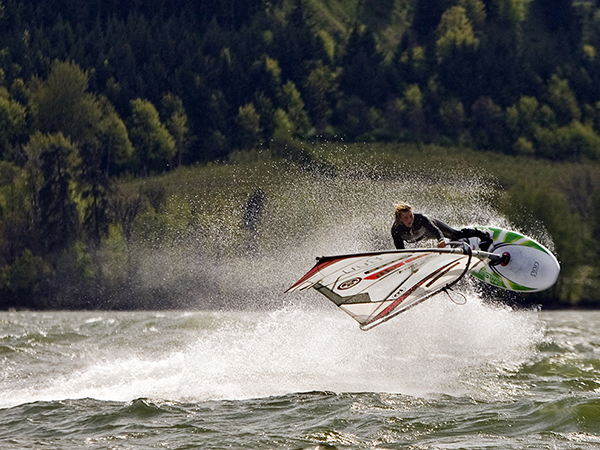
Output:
top-left (1, 305), bottom-right (599, 449)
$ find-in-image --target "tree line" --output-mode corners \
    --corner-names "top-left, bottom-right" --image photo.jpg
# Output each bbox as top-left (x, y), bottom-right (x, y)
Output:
top-left (1, 0), bottom-right (600, 308)
top-left (3, 0), bottom-right (600, 165)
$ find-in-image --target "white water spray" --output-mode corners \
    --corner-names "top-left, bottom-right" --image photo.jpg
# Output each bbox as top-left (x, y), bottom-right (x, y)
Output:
top-left (0, 153), bottom-right (550, 408)
top-left (132, 154), bottom-right (545, 310)
top-left (0, 302), bottom-right (543, 408)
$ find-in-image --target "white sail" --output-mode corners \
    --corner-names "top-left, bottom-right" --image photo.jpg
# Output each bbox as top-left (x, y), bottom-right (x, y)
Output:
top-left (287, 248), bottom-right (474, 330)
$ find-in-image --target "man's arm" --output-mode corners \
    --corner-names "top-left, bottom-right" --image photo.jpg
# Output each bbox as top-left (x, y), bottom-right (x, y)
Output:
top-left (417, 215), bottom-right (444, 240)
top-left (418, 214), bottom-right (446, 247)
top-left (391, 225), bottom-right (405, 249)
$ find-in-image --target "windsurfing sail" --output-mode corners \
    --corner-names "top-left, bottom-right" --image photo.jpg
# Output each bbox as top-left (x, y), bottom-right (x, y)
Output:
top-left (287, 246), bottom-right (481, 330)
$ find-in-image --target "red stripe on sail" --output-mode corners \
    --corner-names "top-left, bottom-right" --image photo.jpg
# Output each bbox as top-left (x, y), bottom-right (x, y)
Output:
top-left (365, 260), bottom-right (458, 326)
top-left (364, 253), bottom-right (429, 280)
top-left (286, 257), bottom-right (345, 291)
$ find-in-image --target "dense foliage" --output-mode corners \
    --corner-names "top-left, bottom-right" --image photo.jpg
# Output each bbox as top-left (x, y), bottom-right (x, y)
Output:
top-left (4, 0), bottom-right (600, 164)
top-left (1, 0), bottom-right (600, 309)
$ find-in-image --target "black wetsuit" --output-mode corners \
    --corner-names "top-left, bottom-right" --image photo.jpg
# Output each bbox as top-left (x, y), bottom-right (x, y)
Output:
top-left (391, 213), bottom-right (491, 250)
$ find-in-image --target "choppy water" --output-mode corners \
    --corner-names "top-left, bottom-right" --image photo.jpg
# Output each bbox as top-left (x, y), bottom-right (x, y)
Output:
top-left (1, 302), bottom-right (599, 449)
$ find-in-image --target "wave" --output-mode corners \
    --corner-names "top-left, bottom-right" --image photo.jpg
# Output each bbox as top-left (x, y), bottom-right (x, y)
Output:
top-left (0, 298), bottom-right (543, 408)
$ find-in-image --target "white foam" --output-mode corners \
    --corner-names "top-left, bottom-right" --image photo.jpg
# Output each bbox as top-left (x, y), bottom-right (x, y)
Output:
top-left (0, 301), bottom-right (543, 408)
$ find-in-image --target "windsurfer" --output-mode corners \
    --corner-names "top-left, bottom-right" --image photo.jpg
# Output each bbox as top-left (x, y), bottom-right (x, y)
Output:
top-left (391, 202), bottom-right (492, 251)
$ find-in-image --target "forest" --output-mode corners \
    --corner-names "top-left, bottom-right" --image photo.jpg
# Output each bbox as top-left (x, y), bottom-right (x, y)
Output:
top-left (1, 0), bottom-right (600, 309)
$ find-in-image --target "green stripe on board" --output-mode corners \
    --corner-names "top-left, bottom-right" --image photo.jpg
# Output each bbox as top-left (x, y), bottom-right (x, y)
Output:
top-left (471, 269), bottom-right (507, 289)
top-left (501, 231), bottom-right (523, 244)
top-left (483, 227), bottom-right (503, 240)
top-left (486, 227), bottom-right (548, 253)
top-left (507, 279), bottom-right (534, 291)
top-left (520, 240), bottom-right (546, 252)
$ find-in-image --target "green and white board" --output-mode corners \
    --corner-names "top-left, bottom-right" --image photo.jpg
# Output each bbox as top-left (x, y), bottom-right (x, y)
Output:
top-left (468, 226), bottom-right (560, 292)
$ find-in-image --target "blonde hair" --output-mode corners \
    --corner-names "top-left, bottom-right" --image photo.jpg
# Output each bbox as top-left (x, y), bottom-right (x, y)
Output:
top-left (394, 202), bottom-right (412, 225)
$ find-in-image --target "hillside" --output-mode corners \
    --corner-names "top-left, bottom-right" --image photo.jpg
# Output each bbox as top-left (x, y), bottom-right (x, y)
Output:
top-left (4, 142), bottom-right (598, 310)
top-left (1, 0), bottom-right (600, 309)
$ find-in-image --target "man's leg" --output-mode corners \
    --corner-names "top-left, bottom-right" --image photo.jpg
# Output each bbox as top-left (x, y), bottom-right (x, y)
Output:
top-left (458, 228), bottom-right (493, 251)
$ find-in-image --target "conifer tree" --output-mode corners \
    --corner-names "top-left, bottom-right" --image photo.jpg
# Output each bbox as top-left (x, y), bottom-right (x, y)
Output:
top-left (24, 132), bottom-right (80, 255)
top-left (340, 26), bottom-right (386, 106)
top-left (161, 93), bottom-right (192, 167)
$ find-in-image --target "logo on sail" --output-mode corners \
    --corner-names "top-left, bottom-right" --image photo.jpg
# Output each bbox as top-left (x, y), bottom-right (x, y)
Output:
top-left (338, 277), bottom-right (362, 290)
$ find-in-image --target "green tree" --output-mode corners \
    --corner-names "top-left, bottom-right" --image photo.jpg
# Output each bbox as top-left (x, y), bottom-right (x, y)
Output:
top-left (457, 0), bottom-right (486, 32)
top-left (95, 95), bottom-right (134, 175)
top-left (303, 61), bottom-right (339, 134)
top-left (254, 92), bottom-right (276, 145)
top-left (74, 96), bottom-right (132, 254)
top-left (593, 189), bottom-right (600, 260)
top-left (506, 96), bottom-right (556, 145)
top-left (128, 98), bottom-right (176, 174)
top-left (281, 80), bottom-right (311, 137)
top-left (546, 74), bottom-right (581, 125)
top-left (535, 121), bottom-right (600, 160)
top-left (402, 84), bottom-right (426, 141)
top-left (107, 185), bottom-right (144, 281)
top-left (436, 6), bottom-right (478, 61)
top-left (236, 103), bottom-right (262, 149)
top-left (0, 162), bottom-right (33, 265)
top-left (270, 0), bottom-right (328, 86)
top-left (10, 78), bottom-right (30, 107)
top-left (513, 136), bottom-right (535, 155)
top-left (30, 61), bottom-right (132, 175)
top-left (333, 96), bottom-right (377, 140)
top-left (161, 93), bottom-right (193, 168)
top-left (78, 140), bottom-right (111, 250)
top-left (494, 0), bottom-right (526, 25)
top-left (471, 96), bottom-right (508, 150)
top-left (0, 87), bottom-right (27, 160)
top-left (262, 56), bottom-right (283, 101)
top-left (392, 42), bottom-right (429, 88)
top-left (339, 26), bottom-right (386, 106)
top-left (435, 6), bottom-right (482, 104)
top-left (271, 108), bottom-right (295, 154)
top-left (438, 98), bottom-right (465, 140)
top-left (506, 96), bottom-right (541, 138)
top-left (31, 60), bottom-right (100, 144)
top-left (24, 132), bottom-right (81, 255)
top-left (0, 249), bottom-right (51, 309)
